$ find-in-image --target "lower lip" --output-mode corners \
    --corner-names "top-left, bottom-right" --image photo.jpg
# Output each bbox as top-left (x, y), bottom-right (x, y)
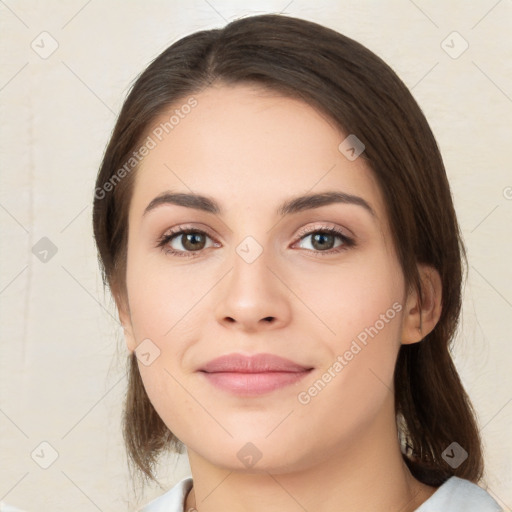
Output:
top-left (200, 370), bottom-right (312, 395)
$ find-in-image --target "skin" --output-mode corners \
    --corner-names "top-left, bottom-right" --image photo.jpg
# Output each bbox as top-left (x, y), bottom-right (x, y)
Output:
top-left (118, 83), bottom-right (443, 512)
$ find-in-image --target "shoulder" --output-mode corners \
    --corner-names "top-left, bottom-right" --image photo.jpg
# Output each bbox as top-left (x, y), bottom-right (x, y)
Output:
top-left (138, 476), bottom-right (193, 512)
top-left (416, 476), bottom-right (503, 511)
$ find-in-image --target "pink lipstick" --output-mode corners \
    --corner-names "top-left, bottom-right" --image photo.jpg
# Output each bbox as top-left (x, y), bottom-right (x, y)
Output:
top-left (198, 353), bottom-right (313, 395)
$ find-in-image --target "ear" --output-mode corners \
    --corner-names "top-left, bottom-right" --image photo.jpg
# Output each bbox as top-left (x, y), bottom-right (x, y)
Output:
top-left (401, 264), bottom-right (442, 345)
top-left (113, 287), bottom-right (137, 353)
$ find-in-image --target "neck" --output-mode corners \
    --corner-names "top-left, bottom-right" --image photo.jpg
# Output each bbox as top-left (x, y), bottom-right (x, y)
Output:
top-left (185, 398), bottom-right (436, 512)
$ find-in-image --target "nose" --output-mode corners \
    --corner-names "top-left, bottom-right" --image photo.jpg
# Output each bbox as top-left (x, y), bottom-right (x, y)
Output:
top-left (214, 244), bottom-right (292, 333)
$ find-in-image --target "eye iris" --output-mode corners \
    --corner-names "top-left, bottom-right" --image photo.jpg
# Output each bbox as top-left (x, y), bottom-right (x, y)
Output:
top-left (312, 232), bottom-right (334, 250)
top-left (182, 232), bottom-right (205, 251)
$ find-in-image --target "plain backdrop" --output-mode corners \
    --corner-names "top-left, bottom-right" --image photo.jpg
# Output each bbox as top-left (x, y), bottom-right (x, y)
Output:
top-left (0, 1), bottom-right (511, 511)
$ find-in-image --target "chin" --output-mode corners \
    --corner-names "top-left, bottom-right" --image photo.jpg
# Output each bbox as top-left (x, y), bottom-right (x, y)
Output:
top-left (189, 435), bottom-right (317, 475)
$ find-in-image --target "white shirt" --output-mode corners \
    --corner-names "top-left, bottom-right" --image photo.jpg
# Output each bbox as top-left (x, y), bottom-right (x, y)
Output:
top-left (139, 475), bottom-right (503, 511)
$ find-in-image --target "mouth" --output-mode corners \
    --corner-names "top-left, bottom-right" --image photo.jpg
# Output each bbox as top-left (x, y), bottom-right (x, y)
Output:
top-left (198, 353), bottom-right (314, 395)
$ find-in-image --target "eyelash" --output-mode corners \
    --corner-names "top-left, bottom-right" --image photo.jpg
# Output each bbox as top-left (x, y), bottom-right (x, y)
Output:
top-left (155, 224), bottom-right (356, 258)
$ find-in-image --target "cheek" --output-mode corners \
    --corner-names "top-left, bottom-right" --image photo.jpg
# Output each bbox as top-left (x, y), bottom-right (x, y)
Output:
top-left (293, 252), bottom-right (404, 416)
top-left (124, 246), bottom-right (206, 343)
top-left (293, 247), bottom-right (404, 347)
top-left (138, 360), bottom-right (200, 447)
top-left (124, 250), bottom-right (209, 425)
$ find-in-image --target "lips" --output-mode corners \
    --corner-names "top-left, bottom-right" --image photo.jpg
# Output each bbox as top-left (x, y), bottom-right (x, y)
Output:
top-left (200, 353), bottom-right (312, 373)
top-left (198, 353), bottom-right (313, 395)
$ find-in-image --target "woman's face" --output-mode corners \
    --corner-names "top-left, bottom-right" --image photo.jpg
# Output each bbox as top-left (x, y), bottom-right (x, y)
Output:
top-left (121, 83), bottom-right (409, 472)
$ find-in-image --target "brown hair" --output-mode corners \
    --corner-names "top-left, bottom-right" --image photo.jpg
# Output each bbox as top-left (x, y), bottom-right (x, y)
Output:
top-left (92, 13), bottom-right (484, 488)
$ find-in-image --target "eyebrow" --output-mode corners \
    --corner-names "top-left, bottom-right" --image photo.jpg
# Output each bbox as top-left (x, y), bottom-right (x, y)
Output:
top-left (143, 190), bottom-right (376, 218)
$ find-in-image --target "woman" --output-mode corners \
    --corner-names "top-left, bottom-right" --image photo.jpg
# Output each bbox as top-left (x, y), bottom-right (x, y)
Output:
top-left (92, 13), bottom-right (503, 512)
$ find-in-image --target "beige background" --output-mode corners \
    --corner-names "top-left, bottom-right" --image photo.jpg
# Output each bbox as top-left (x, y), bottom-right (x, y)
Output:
top-left (0, 0), bottom-right (511, 510)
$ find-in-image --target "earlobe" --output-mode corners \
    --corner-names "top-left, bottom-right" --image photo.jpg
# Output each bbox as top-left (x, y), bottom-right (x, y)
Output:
top-left (401, 264), bottom-right (442, 345)
top-left (113, 289), bottom-right (137, 353)
top-left (120, 319), bottom-right (137, 353)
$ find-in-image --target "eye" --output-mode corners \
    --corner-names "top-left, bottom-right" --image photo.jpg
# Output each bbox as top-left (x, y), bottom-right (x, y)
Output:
top-left (156, 226), bottom-right (218, 257)
top-left (156, 224), bottom-right (356, 258)
top-left (292, 226), bottom-right (355, 256)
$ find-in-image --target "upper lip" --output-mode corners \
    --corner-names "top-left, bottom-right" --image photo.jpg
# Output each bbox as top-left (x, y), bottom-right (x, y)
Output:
top-left (199, 353), bottom-right (312, 373)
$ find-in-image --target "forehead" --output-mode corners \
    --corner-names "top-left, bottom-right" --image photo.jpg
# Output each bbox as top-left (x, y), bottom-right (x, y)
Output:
top-left (129, 83), bottom-right (386, 227)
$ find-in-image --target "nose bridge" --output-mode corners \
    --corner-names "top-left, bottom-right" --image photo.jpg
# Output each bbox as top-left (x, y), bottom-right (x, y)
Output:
top-left (227, 215), bottom-right (274, 285)
top-left (229, 234), bottom-right (276, 304)
top-left (214, 232), bottom-right (291, 330)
